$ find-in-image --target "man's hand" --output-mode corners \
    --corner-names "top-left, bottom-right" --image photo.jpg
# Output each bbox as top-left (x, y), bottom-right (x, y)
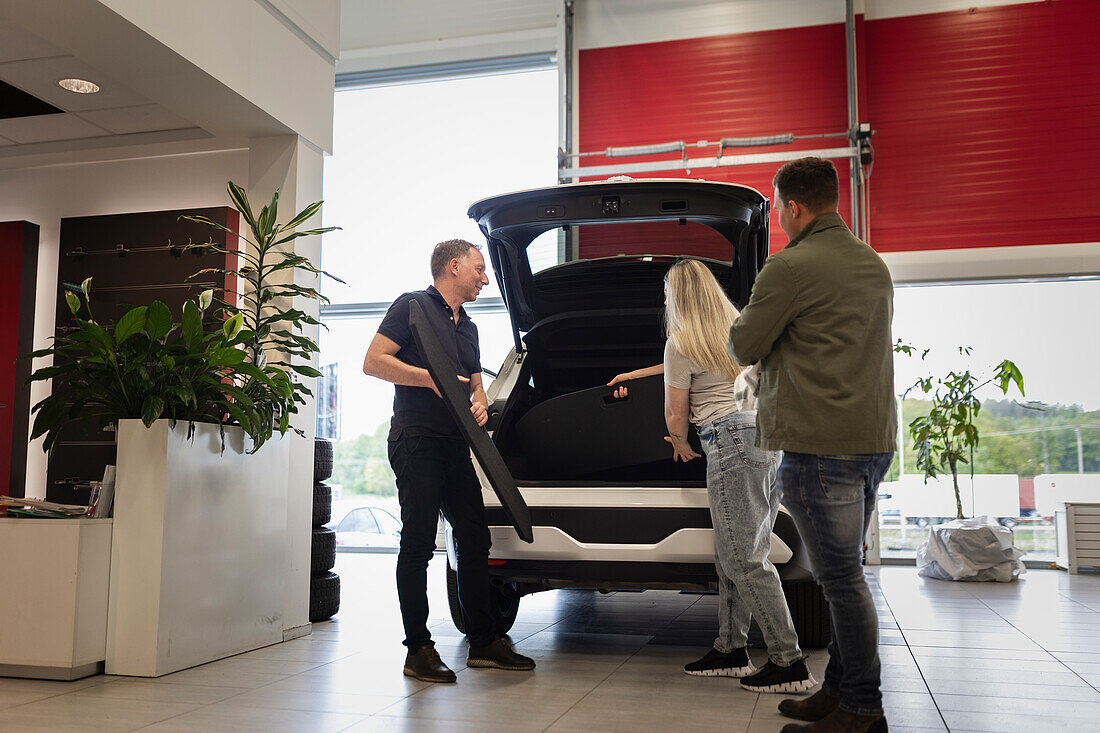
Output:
top-left (470, 400), bottom-right (488, 427)
top-left (421, 371), bottom-right (470, 399)
top-left (664, 434), bottom-right (700, 462)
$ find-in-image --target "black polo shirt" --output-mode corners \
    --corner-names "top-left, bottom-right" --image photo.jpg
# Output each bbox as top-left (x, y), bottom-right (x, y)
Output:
top-left (377, 285), bottom-right (481, 441)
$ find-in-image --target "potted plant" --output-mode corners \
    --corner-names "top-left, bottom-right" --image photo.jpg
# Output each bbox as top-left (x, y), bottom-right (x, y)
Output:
top-left (24, 182), bottom-right (340, 676)
top-left (28, 281), bottom-right (261, 450)
top-left (896, 342), bottom-right (1028, 581)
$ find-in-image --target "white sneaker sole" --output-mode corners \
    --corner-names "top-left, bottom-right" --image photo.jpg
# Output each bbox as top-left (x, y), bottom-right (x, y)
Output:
top-left (685, 664), bottom-right (757, 678)
top-left (741, 676), bottom-right (818, 694)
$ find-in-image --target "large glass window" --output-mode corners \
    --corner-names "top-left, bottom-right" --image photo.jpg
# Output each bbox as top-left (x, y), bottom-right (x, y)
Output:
top-left (318, 68), bottom-right (558, 545)
top-left (322, 70), bottom-right (559, 307)
top-left (880, 278), bottom-right (1100, 561)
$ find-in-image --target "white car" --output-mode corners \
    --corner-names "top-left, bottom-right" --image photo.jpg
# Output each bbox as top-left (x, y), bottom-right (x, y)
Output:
top-left (332, 505), bottom-right (401, 549)
top-left (411, 179), bottom-right (828, 646)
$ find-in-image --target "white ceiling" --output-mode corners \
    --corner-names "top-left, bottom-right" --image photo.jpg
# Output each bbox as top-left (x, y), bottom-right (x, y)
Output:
top-left (0, 21), bottom-right (198, 149)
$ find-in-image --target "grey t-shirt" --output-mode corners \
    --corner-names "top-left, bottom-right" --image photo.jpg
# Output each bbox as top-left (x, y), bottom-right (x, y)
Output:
top-left (663, 340), bottom-right (758, 427)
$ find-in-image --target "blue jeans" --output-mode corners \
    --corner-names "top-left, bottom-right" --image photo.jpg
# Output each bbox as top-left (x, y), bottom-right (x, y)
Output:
top-left (699, 411), bottom-right (802, 666)
top-left (777, 451), bottom-right (893, 716)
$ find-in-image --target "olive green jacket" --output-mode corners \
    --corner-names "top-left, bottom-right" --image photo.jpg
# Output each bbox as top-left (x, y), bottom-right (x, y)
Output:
top-left (727, 213), bottom-right (897, 455)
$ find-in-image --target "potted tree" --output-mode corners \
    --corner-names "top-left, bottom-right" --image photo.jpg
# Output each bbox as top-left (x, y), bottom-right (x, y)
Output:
top-left (896, 342), bottom-right (1028, 581)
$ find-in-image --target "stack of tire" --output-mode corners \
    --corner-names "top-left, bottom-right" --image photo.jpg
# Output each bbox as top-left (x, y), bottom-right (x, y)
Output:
top-left (310, 438), bottom-right (340, 622)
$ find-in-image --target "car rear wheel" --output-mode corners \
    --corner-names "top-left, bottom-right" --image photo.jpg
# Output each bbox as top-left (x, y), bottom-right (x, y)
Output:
top-left (445, 564), bottom-right (521, 636)
top-left (783, 578), bottom-right (831, 648)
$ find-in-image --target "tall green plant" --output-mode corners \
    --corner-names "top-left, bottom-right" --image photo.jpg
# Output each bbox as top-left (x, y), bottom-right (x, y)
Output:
top-left (181, 181), bottom-right (342, 439)
top-left (896, 341), bottom-right (1025, 520)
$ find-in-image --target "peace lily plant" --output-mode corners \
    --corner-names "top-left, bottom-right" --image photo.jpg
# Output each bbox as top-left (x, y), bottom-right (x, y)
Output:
top-left (28, 182), bottom-right (341, 453)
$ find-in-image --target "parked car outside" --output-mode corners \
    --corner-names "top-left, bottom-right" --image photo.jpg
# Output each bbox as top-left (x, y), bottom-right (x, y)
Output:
top-left (412, 179), bottom-right (830, 646)
top-left (332, 504), bottom-right (402, 549)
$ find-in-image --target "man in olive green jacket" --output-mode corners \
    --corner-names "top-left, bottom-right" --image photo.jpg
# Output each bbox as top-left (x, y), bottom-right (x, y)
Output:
top-left (728, 158), bottom-right (895, 733)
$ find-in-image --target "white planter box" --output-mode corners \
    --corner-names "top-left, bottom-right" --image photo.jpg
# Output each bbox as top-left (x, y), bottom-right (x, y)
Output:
top-left (0, 517), bottom-right (112, 680)
top-left (106, 419), bottom-right (289, 677)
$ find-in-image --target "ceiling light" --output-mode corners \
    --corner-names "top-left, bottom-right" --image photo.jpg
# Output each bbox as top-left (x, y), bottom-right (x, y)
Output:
top-left (58, 78), bottom-right (100, 94)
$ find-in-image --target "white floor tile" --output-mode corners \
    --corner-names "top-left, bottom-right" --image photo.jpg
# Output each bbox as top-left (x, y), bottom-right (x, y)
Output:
top-left (1, 557), bottom-right (1098, 731)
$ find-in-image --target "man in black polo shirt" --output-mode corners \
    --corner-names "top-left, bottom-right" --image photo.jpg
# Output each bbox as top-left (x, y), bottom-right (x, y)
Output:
top-left (363, 239), bottom-right (535, 683)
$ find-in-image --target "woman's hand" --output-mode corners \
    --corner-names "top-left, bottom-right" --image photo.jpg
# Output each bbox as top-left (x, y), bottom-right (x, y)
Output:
top-left (607, 363), bottom-right (663, 398)
top-left (664, 434), bottom-right (700, 462)
top-left (607, 372), bottom-right (634, 398)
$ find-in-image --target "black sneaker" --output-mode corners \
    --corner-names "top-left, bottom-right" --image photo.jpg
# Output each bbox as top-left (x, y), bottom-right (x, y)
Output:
top-left (739, 658), bottom-right (817, 694)
top-left (403, 643), bottom-right (457, 683)
top-left (467, 637), bottom-right (536, 671)
top-left (684, 647), bottom-right (756, 677)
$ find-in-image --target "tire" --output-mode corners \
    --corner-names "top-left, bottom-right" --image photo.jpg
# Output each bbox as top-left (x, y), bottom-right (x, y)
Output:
top-left (309, 571), bottom-right (340, 622)
top-left (314, 438), bottom-right (334, 483)
top-left (313, 482), bottom-right (332, 528)
top-left (784, 578), bottom-right (830, 648)
top-left (311, 527), bottom-right (336, 575)
top-left (445, 564), bottom-right (521, 636)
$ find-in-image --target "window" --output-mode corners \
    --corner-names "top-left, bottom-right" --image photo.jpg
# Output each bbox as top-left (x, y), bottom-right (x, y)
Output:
top-left (318, 67), bottom-right (558, 544)
top-left (879, 278), bottom-right (1100, 561)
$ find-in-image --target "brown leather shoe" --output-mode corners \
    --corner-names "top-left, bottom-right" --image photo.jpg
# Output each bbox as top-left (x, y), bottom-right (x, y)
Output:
top-left (780, 707), bottom-right (887, 733)
top-left (779, 688), bottom-right (841, 721)
top-left (467, 637), bottom-right (536, 671)
top-left (403, 644), bottom-right (457, 683)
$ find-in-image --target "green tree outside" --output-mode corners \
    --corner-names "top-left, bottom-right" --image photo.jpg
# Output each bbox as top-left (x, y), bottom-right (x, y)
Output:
top-left (887, 399), bottom-right (1100, 482)
top-left (331, 420), bottom-right (396, 496)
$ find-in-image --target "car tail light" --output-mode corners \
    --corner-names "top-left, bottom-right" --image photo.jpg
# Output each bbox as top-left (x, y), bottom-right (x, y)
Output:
top-left (487, 559), bottom-right (507, 566)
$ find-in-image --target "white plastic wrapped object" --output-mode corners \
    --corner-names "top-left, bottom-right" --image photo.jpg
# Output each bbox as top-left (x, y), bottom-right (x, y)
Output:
top-left (916, 516), bottom-right (1026, 582)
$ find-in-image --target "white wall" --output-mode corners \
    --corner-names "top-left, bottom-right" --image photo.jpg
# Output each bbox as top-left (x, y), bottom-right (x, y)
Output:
top-left (98, 0), bottom-right (336, 153)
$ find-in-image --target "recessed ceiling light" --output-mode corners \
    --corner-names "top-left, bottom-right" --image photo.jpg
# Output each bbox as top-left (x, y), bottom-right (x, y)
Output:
top-left (58, 78), bottom-right (100, 94)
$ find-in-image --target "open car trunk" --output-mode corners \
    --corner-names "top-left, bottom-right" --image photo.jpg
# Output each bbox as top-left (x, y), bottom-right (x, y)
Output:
top-left (464, 180), bottom-right (770, 488)
top-left (491, 306), bottom-right (707, 485)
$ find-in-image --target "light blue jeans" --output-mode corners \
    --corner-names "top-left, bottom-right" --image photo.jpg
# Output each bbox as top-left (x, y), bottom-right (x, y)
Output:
top-left (698, 410), bottom-right (802, 666)
top-left (777, 451), bottom-right (893, 716)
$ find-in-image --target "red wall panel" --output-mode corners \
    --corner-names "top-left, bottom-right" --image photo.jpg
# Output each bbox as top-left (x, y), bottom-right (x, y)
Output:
top-left (865, 0), bottom-right (1100, 252)
top-left (579, 1), bottom-right (1100, 255)
top-left (0, 221), bottom-right (38, 498)
top-left (577, 220), bottom-right (738, 261)
top-left (579, 24), bottom-right (852, 255)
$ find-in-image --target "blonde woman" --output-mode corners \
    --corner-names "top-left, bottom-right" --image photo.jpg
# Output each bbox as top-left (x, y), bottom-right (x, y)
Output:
top-left (609, 259), bottom-right (814, 693)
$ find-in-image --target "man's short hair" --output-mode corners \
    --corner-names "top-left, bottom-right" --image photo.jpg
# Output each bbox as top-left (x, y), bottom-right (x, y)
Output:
top-left (772, 157), bottom-right (840, 213)
top-left (430, 239), bottom-right (481, 279)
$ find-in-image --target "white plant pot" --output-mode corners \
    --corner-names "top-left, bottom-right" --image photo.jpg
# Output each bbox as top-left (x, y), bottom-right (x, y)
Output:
top-left (106, 419), bottom-right (289, 676)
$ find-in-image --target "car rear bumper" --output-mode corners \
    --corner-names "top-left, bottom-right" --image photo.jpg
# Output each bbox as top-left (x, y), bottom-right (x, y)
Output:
top-left (486, 524), bottom-right (793, 565)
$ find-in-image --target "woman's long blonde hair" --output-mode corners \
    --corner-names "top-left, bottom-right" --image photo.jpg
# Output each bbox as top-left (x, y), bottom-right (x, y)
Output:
top-left (664, 259), bottom-right (744, 383)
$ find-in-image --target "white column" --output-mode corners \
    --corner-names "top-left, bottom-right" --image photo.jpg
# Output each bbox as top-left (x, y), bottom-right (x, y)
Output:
top-left (248, 135), bottom-right (324, 639)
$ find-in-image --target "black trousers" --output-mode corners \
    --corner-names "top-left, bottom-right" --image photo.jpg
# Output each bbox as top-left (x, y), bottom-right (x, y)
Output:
top-left (388, 434), bottom-right (495, 650)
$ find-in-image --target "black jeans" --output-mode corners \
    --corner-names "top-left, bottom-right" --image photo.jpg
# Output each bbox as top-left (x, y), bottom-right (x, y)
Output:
top-left (388, 434), bottom-right (495, 650)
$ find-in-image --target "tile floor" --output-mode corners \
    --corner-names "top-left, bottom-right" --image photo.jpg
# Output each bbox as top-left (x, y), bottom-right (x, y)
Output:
top-left (2, 555), bottom-right (1099, 732)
